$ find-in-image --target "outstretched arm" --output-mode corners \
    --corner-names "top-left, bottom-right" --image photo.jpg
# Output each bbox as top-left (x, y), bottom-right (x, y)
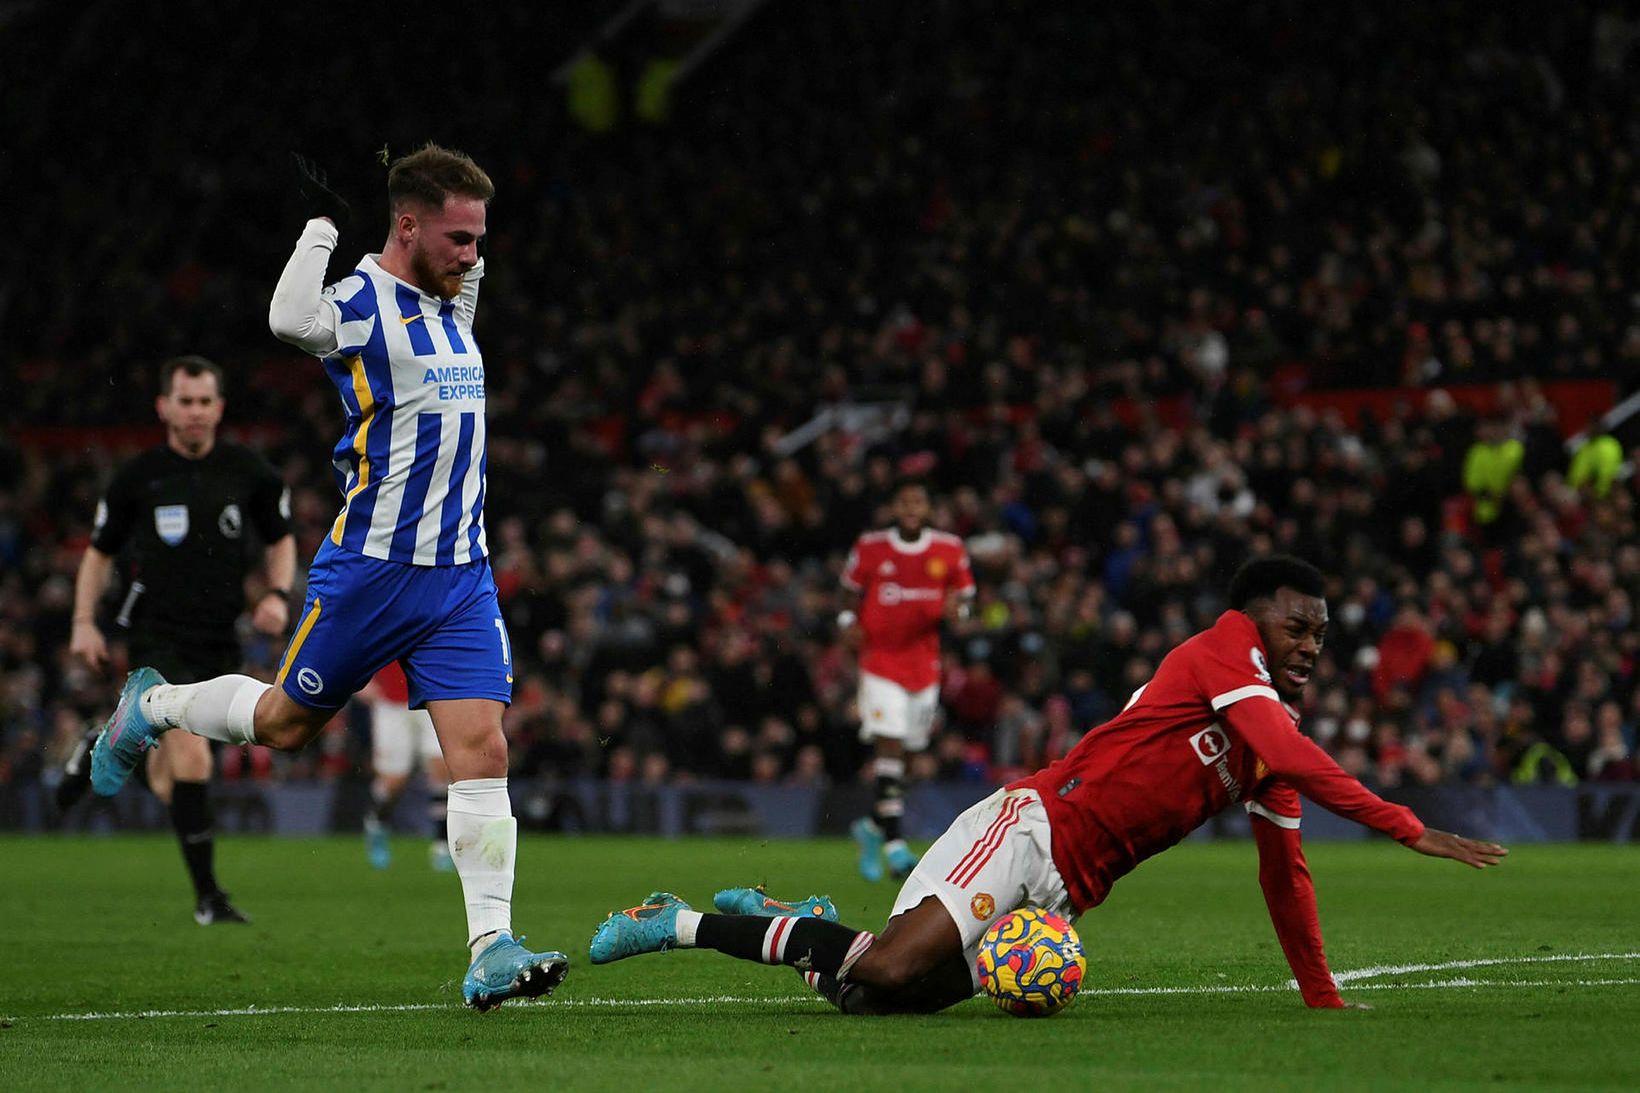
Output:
top-left (1223, 697), bottom-right (1425, 843)
top-left (1227, 699), bottom-right (1510, 865)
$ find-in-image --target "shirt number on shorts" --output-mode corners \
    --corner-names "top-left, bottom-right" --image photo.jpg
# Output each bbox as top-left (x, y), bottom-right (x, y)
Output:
top-left (493, 618), bottom-right (512, 666)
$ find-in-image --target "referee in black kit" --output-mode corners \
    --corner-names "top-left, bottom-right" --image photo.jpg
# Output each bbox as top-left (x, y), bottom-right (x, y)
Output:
top-left (62, 355), bottom-right (296, 924)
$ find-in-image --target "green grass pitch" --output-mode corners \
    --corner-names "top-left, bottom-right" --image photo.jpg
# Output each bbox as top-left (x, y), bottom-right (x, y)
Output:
top-left (1, 834), bottom-right (1636, 1090)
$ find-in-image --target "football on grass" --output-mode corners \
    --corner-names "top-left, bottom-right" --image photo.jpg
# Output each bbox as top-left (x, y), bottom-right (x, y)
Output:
top-left (975, 908), bottom-right (1087, 1016)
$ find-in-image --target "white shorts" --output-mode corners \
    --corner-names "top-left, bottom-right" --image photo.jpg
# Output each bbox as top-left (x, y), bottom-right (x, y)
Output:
top-left (370, 701), bottom-right (441, 777)
top-left (857, 671), bottom-right (939, 751)
top-left (889, 787), bottom-right (1077, 991)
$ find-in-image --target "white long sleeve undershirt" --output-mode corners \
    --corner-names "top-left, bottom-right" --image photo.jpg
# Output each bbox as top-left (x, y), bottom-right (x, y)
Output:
top-left (268, 218), bottom-right (343, 355)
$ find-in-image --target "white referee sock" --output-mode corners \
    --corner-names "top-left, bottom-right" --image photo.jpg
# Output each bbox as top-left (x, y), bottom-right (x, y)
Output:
top-left (447, 778), bottom-right (517, 953)
top-left (141, 676), bottom-right (267, 746)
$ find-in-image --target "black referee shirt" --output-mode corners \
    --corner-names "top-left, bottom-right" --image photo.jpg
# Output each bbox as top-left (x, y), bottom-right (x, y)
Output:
top-left (91, 443), bottom-right (291, 650)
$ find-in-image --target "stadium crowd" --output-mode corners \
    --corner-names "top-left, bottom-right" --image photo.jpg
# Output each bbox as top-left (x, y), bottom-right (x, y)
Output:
top-left (3, 1), bottom-right (1638, 797)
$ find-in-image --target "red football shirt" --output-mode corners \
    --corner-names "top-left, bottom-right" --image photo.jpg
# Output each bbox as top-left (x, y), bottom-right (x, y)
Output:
top-left (372, 661), bottom-right (410, 704)
top-left (1012, 610), bottom-right (1426, 1006)
top-left (842, 529), bottom-right (975, 691)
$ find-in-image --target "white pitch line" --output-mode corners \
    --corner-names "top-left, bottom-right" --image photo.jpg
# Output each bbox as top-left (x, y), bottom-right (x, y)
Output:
top-left (1332, 951), bottom-right (1640, 984)
top-left (1086, 951), bottom-right (1640, 998)
top-left (1351, 977), bottom-right (1640, 991)
top-left (13, 952), bottom-right (1639, 1023)
top-left (38, 995), bottom-right (824, 1022)
top-left (46, 1002), bottom-right (449, 1021)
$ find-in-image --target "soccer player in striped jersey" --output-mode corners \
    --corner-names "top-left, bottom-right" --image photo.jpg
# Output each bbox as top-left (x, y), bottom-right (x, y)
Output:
top-left (90, 144), bottom-right (568, 1010)
top-left (589, 556), bottom-right (1507, 1013)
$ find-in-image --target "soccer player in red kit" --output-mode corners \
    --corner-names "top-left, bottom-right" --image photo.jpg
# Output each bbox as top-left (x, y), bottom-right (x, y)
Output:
top-left (589, 555), bottom-right (1508, 1013)
top-left (838, 480), bottom-right (975, 881)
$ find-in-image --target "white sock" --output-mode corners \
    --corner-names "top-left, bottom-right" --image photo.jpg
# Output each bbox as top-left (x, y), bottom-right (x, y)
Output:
top-left (674, 909), bottom-right (702, 948)
top-left (448, 778), bottom-right (516, 950)
top-left (141, 676), bottom-right (267, 745)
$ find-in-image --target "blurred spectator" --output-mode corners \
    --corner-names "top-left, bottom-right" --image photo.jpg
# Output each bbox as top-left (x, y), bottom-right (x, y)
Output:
top-left (1462, 415), bottom-right (1524, 532)
top-left (1372, 605), bottom-right (1436, 704)
top-left (1568, 428), bottom-right (1624, 499)
top-left (3, 1), bottom-right (1639, 795)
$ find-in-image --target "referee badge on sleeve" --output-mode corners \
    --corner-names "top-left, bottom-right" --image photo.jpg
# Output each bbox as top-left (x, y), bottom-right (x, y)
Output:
top-left (154, 504), bottom-right (189, 545)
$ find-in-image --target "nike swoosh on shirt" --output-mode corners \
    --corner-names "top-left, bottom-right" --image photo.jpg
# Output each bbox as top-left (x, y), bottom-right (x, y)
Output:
top-left (399, 313), bottom-right (424, 324)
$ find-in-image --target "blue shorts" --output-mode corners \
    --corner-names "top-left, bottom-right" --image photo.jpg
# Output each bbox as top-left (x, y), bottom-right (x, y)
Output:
top-left (276, 539), bottom-right (514, 711)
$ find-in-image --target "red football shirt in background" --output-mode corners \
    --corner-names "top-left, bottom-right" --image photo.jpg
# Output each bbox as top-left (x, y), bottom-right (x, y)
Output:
top-left (1013, 610), bottom-right (1426, 1007)
top-left (372, 661), bottom-right (410, 704)
top-left (842, 529), bottom-right (975, 691)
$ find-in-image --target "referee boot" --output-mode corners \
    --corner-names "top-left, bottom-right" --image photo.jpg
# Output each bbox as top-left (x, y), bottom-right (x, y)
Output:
top-left (91, 667), bottom-right (169, 796)
top-left (195, 890), bottom-right (252, 926)
top-left (54, 726), bottom-right (100, 813)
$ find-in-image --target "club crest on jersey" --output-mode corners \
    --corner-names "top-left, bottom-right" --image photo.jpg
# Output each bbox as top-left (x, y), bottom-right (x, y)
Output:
top-left (1189, 726), bottom-right (1231, 765)
top-left (970, 893), bottom-right (996, 920)
top-left (927, 557), bottom-right (947, 579)
top-left (153, 504), bottom-right (189, 546)
top-left (1250, 648), bottom-right (1272, 685)
top-left (218, 503), bottom-right (243, 539)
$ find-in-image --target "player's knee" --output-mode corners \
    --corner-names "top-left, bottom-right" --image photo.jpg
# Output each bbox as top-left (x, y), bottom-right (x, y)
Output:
top-left (434, 726), bottom-right (508, 780)
top-left (850, 947), bottom-right (926, 993)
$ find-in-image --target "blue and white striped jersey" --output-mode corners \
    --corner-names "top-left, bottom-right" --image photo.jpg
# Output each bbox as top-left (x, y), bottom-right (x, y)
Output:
top-left (315, 255), bottom-right (488, 566)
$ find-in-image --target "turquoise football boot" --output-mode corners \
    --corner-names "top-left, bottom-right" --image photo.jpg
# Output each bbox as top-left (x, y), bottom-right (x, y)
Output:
top-left (588, 892), bottom-right (689, 964)
top-left (90, 667), bottom-right (168, 796)
top-left (462, 933), bottom-right (570, 1011)
top-left (429, 840), bottom-right (455, 873)
top-left (885, 840), bottom-right (920, 880)
top-left (364, 815), bottom-right (391, 869)
top-left (850, 817), bottom-right (886, 882)
top-left (712, 884), bottom-right (838, 921)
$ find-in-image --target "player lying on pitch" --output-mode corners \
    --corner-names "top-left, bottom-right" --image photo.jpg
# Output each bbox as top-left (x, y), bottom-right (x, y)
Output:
top-left (589, 555), bottom-right (1507, 1012)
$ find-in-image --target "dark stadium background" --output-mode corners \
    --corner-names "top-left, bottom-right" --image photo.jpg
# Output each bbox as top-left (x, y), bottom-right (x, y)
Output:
top-left (2, 0), bottom-right (1638, 836)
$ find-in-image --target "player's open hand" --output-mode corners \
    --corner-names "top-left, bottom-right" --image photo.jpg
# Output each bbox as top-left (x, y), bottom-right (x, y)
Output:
top-left (1409, 828), bottom-right (1509, 869)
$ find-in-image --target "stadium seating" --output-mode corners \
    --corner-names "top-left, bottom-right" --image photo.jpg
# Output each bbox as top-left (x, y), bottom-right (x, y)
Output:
top-left (2, 1), bottom-right (1636, 798)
